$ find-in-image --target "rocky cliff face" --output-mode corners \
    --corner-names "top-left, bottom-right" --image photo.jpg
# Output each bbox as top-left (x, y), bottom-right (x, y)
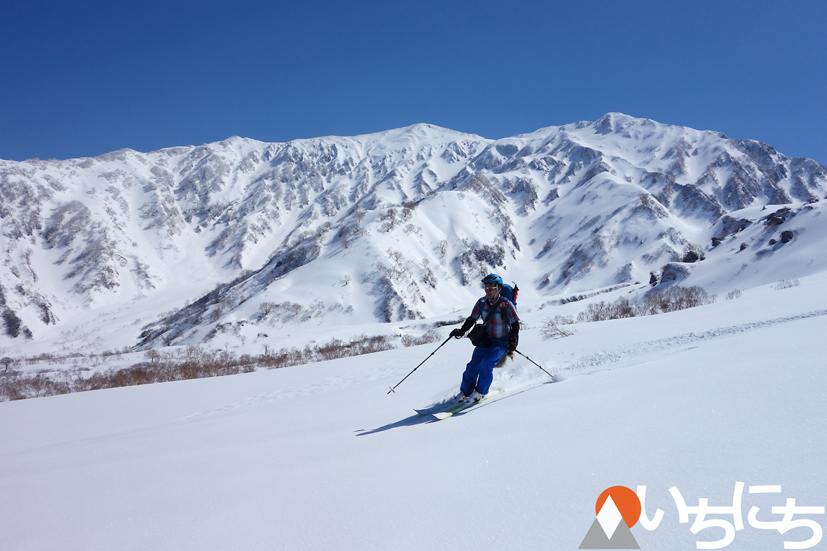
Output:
top-left (1, 113), bottom-right (825, 349)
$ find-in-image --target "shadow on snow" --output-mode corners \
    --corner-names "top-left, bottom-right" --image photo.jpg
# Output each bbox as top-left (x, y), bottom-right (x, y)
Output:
top-left (355, 380), bottom-right (555, 436)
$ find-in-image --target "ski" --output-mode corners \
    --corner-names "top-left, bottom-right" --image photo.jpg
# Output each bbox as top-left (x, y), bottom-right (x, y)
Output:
top-left (434, 389), bottom-right (503, 419)
top-left (415, 388), bottom-right (504, 420)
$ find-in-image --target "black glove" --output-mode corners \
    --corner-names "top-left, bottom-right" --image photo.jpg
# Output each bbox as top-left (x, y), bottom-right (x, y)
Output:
top-left (506, 321), bottom-right (520, 352)
top-left (451, 317), bottom-right (476, 339)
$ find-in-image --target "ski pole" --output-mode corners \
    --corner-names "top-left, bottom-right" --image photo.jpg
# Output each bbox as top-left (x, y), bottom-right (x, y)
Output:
top-left (388, 335), bottom-right (453, 394)
top-left (514, 349), bottom-right (554, 380)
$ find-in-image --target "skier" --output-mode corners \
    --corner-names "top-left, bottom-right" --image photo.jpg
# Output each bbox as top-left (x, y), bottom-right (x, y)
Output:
top-left (449, 273), bottom-right (519, 403)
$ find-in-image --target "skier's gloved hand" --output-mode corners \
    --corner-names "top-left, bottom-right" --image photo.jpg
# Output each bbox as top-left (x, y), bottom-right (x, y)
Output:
top-left (451, 317), bottom-right (476, 338)
top-left (506, 338), bottom-right (518, 352)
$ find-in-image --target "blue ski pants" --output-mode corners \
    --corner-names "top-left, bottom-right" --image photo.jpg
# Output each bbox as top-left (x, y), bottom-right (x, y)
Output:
top-left (460, 342), bottom-right (506, 396)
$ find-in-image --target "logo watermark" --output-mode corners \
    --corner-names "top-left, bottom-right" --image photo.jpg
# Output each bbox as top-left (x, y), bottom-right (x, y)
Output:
top-left (579, 486), bottom-right (642, 549)
top-left (579, 483), bottom-right (825, 550)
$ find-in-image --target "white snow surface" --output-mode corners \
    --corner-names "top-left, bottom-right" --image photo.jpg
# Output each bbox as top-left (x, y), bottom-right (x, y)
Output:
top-left (1, 274), bottom-right (825, 550)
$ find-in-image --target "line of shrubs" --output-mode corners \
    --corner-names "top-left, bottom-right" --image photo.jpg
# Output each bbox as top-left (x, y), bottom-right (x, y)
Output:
top-left (545, 285), bottom-right (717, 330)
top-left (1, 332), bottom-right (442, 402)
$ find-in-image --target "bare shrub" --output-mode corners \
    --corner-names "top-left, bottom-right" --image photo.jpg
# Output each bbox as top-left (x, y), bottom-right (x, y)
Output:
top-left (575, 297), bottom-right (636, 323)
top-left (609, 296), bottom-right (635, 319)
top-left (576, 302), bottom-right (609, 323)
top-left (1, 346), bottom-right (258, 400)
top-left (774, 279), bottom-right (800, 290)
top-left (1, 356), bottom-right (15, 373)
top-left (540, 319), bottom-right (573, 341)
top-left (258, 302), bottom-right (276, 318)
top-left (571, 286), bottom-right (716, 323)
top-left (725, 289), bottom-right (742, 300)
top-left (0, 373), bottom-right (72, 400)
top-left (401, 330), bottom-right (441, 347)
top-left (261, 334), bottom-right (395, 367)
top-left (635, 293), bottom-right (667, 316)
top-left (2, 330), bottom-right (411, 402)
top-left (636, 286), bottom-right (716, 315)
top-left (209, 306), bottom-right (223, 322)
top-left (438, 240), bottom-right (448, 262)
top-left (379, 209), bottom-right (398, 232)
top-left (433, 316), bottom-right (465, 328)
top-left (401, 201), bottom-right (417, 221)
top-left (549, 315), bottom-right (575, 326)
top-left (145, 349), bottom-right (161, 364)
top-left (659, 286), bottom-right (715, 311)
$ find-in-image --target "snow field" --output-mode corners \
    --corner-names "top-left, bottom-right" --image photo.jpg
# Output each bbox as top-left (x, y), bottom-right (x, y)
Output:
top-left (1, 274), bottom-right (825, 550)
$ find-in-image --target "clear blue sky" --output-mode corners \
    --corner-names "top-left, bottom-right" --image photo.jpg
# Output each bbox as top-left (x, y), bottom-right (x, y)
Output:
top-left (2, 0), bottom-right (826, 164)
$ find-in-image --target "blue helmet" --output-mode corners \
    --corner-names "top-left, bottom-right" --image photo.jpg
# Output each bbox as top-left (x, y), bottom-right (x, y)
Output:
top-left (482, 273), bottom-right (503, 286)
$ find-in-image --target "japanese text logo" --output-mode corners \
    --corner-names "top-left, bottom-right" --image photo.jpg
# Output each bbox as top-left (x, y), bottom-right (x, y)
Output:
top-left (579, 483), bottom-right (825, 550)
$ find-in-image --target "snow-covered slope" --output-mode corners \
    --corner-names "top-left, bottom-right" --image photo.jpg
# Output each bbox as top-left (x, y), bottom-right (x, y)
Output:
top-left (1, 274), bottom-right (825, 550)
top-left (1, 114), bottom-right (825, 354)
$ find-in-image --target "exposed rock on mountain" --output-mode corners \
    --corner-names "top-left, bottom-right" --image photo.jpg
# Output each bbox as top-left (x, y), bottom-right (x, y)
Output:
top-left (1, 113), bottom-right (825, 350)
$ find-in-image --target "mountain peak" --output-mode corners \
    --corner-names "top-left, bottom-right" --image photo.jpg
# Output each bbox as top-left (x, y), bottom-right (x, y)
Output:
top-left (1, 115), bottom-right (825, 353)
top-left (592, 112), bottom-right (659, 135)
top-left (367, 122), bottom-right (485, 144)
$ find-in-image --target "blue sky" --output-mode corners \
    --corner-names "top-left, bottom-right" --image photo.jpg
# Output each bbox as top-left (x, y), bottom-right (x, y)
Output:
top-left (2, 0), bottom-right (826, 164)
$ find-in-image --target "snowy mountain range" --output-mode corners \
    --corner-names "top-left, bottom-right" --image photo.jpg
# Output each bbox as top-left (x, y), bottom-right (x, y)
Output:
top-left (1, 112), bottom-right (825, 353)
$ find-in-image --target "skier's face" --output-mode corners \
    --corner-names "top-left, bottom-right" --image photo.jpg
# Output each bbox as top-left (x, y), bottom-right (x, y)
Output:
top-left (484, 283), bottom-right (500, 301)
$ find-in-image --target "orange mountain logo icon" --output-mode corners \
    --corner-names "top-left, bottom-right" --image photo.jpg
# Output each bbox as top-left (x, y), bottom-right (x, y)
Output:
top-left (579, 486), bottom-right (642, 549)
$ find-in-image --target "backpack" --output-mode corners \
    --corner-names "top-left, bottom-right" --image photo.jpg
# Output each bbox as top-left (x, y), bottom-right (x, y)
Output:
top-left (500, 283), bottom-right (519, 308)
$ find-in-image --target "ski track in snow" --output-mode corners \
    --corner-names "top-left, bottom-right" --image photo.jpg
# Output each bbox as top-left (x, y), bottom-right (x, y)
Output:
top-left (182, 308), bottom-right (827, 419)
top-left (557, 308), bottom-right (827, 377)
top-left (182, 363), bottom-right (402, 419)
top-left (183, 357), bottom-right (551, 420)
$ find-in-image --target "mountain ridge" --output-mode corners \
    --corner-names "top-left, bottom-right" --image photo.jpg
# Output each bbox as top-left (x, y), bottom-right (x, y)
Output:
top-left (0, 113), bottom-right (825, 352)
